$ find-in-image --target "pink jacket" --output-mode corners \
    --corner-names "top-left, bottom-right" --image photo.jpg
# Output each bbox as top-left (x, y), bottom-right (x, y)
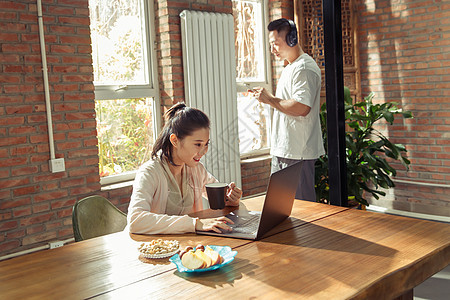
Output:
top-left (127, 157), bottom-right (216, 234)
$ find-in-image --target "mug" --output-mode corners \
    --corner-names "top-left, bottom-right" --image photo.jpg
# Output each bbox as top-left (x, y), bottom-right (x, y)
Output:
top-left (205, 182), bottom-right (228, 210)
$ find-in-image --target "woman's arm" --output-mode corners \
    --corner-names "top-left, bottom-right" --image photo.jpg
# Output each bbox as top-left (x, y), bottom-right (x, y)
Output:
top-left (127, 162), bottom-right (197, 234)
top-left (128, 210), bottom-right (197, 234)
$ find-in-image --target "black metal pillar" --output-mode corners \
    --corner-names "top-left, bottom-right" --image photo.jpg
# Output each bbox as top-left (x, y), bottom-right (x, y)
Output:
top-left (322, 0), bottom-right (348, 206)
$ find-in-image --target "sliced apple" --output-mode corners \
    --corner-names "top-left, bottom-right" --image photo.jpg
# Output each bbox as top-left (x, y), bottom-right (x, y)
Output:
top-left (194, 249), bottom-right (213, 268)
top-left (204, 246), bottom-right (221, 266)
top-left (181, 250), bottom-right (205, 270)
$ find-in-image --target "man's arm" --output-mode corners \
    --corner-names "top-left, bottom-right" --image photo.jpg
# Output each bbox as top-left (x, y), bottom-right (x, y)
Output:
top-left (251, 88), bottom-right (311, 117)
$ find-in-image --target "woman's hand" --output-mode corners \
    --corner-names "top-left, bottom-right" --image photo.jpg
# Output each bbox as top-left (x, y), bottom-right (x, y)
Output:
top-left (226, 182), bottom-right (242, 207)
top-left (195, 216), bottom-right (234, 233)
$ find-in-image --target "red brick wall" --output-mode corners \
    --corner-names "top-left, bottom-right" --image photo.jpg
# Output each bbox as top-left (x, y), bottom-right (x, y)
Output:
top-left (241, 157), bottom-right (271, 197)
top-left (357, 0), bottom-right (450, 215)
top-left (0, 0), bottom-right (101, 255)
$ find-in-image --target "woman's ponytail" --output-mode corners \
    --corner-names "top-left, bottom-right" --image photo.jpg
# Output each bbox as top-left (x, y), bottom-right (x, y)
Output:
top-left (163, 102), bottom-right (186, 122)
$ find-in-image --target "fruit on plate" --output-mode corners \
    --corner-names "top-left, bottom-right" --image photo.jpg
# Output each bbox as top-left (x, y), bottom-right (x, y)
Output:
top-left (204, 245), bottom-right (223, 265)
top-left (178, 246), bottom-right (194, 260)
top-left (180, 244), bottom-right (223, 270)
top-left (181, 250), bottom-right (205, 270)
top-left (194, 249), bottom-right (212, 268)
top-left (195, 244), bottom-right (205, 251)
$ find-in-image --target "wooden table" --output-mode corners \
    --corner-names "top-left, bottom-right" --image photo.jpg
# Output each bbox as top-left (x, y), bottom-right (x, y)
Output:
top-left (0, 196), bottom-right (448, 299)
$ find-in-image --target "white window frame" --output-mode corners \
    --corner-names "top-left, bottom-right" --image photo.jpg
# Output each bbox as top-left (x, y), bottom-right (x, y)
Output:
top-left (234, 0), bottom-right (272, 158)
top-left (91, 0), bottom-right (160, 186)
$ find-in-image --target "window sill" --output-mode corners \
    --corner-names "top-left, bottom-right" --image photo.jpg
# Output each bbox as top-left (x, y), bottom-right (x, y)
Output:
top-left (240, 148), bottom-right (270, 161)
top-left (240, 153), bottom-right (271, 165)
top-left (101, 180), bottom-right (134, 192)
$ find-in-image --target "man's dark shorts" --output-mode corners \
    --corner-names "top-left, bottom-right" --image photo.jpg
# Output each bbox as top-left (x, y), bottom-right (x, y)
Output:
top-left (271, 156), bottom-right (316, 202)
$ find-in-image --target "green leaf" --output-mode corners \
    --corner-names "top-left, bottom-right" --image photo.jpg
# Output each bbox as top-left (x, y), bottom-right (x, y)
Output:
top-left (395, 143), bottom-right (407, 152)
top-left (402, 111), bottom-right (413, 118)
top-left (382, 111), bottom-right (394, 124)
top-left (401, 156), bottom-right (411, 168)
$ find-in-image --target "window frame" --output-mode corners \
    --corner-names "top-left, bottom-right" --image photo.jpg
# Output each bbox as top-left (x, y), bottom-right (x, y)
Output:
top-left (234, 0), bottom-right (272, 158)
top-left (91, 0), bottom-right (161, 186)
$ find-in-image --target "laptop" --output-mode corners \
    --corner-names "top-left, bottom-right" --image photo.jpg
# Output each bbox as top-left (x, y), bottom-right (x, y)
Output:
top-left (197, 161), bottom-right (303, 240)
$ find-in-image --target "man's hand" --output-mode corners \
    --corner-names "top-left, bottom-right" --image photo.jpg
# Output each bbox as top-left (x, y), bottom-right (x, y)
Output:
top-left (250, 87), bottom-right (274, 105)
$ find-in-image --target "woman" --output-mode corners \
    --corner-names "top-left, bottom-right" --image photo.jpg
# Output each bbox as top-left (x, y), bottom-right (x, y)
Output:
top-left (127, 102), bottom-right (242, 234)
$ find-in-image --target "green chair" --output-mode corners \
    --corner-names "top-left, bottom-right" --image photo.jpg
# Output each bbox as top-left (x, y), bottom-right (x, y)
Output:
top-left (72, 195), bottom-right (127, 242)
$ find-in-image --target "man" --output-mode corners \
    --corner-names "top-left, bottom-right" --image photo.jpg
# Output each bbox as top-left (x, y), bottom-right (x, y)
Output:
top-left (251, 18), bottom-right (324, 202)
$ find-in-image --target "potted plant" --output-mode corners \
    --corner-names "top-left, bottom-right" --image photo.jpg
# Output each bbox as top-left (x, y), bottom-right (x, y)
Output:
top-left (315, 87), bottom-right (413, 206)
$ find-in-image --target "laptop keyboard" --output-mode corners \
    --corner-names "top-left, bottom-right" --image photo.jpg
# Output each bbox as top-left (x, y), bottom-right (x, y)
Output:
top-left (230, 214), bottom-right (260, 234)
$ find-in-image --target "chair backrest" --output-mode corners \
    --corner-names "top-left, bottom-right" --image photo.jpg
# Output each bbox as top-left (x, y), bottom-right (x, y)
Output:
top-left (72, 195), bottom-right (127, 242)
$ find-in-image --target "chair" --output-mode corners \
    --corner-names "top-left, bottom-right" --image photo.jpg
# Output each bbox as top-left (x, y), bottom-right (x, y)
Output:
top-left (72, 195), bottom-right (127, 242)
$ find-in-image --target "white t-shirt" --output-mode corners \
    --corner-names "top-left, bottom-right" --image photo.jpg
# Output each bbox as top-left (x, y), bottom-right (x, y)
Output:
top-left (270, 53), bottom-right (325, 160)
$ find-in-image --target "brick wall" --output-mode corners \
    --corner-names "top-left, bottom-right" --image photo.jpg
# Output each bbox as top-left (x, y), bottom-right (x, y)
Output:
top-left (357, 0), bottom-right (450, 215)
top-left (241, 156), bottom-right (271, 197)
top-left (0, 0), bottom-right (101, 255)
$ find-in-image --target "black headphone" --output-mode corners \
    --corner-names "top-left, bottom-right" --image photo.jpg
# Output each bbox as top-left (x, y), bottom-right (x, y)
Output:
top-left (285, 19), bottom-right (298, 47)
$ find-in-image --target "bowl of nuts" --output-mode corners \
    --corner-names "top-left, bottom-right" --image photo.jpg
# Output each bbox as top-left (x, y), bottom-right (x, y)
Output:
top-left (138, 239), bottom-right (180, 259)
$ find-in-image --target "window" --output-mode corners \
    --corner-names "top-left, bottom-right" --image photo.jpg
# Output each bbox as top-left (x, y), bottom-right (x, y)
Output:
top-left (233, 0), bottom-right (272, 157)
top-left (89, 0), bottom-right (159, 185)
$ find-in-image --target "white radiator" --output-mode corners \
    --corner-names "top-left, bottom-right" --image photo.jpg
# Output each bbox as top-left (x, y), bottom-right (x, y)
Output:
top-left (180, 10), bottom-right (241, 188)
